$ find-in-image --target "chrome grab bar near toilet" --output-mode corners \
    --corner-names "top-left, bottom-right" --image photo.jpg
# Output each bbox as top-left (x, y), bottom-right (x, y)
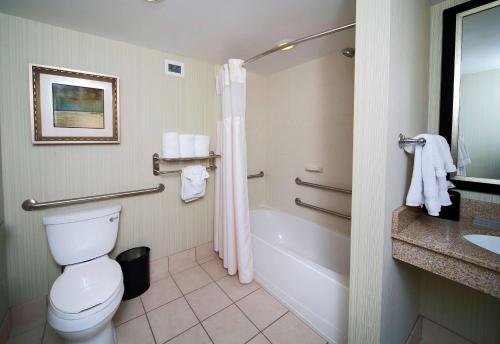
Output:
top-left (295, 177), bottom-right (351, 194)
top-left (295, 198), bottom-right (351, 220)
top-left (248, 171), bottom-right (264, 179)
top-left (21, 184), bottom-right (165, 211)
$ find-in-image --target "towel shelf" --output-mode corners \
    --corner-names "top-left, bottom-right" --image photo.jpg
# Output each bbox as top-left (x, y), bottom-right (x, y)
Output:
top-left (248, 171), bottom-right (264, 179)
top-left (398, 133), bottom-right (426, 149)
top-left (22, 184), bottom-right (165, 211)
top-left (153, 151), bottom-right (220, 176)
top-left (295, 198), bottom-right (351, 220)
top-left (295, 178), bottom-right (351, 194)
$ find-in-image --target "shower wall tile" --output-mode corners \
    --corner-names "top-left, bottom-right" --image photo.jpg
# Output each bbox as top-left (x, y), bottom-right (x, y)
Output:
top-left (0, 13), bottom-right (218, 306)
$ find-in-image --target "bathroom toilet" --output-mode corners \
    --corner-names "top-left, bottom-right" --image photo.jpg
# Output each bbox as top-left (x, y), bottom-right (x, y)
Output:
top-left (43, 205), bottom-right (124, 344)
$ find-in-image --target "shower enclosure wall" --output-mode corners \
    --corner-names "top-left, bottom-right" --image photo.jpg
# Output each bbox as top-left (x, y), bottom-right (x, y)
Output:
top-left (246, 49), bottom-right (354, 343)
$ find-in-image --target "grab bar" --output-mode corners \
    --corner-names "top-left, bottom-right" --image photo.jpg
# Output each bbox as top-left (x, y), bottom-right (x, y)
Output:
top-left (22, 184), bottom-right (165, 211)
top-left (248, 171), bottom-right (264, 179)
top-left (295, 178), bottom-right (351, 194)
top-left (295, 198), bottom-right (351, 220)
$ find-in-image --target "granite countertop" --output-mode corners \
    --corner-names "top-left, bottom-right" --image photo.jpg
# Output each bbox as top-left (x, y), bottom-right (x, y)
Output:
top-left (392, 199), bottom-right (500, 297)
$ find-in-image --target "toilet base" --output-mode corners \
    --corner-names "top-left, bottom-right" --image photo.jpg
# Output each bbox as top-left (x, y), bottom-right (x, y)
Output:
top-left (58, 321), bottom-right (116, 344)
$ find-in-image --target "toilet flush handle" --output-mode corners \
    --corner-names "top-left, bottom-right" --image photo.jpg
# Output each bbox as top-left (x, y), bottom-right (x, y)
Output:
top-left (109, 216), bottom-right (119, 223)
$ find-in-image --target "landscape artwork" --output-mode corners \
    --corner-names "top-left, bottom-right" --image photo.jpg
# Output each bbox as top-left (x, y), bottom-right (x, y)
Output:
top-left (30, 64), bottom-right (119, 144)
top-left (52, 83), bottom-right (105, 129)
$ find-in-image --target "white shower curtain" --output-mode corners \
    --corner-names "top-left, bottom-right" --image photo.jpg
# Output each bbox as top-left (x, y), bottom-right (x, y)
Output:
top-left (214, 59), bottom-right (253, 283)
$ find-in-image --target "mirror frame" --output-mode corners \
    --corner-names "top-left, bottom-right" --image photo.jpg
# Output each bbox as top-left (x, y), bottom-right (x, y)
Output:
top-left (439, 0), bottom-right (500, 195)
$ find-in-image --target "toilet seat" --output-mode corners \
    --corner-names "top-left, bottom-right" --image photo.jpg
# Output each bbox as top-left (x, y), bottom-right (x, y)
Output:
top-left (48, 255), bottom-right (124, 333)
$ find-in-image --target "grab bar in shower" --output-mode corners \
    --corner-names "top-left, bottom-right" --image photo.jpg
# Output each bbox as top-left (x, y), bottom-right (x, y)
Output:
top-left (248, 171), bottom-right (264, 179)
top-left (22, 184), bottom-right (165, 211)
top-left (295, 178), bottom-right (351, 194)
top-left (295, 198), bottom-right (351, 220)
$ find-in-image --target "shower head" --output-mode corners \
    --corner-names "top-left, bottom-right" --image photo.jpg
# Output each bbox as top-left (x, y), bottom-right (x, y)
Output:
top-left (342, 47), bottom-right (355, 58)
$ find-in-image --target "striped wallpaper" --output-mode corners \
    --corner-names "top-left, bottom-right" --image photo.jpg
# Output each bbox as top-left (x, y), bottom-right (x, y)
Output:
top-left (0, 13), bottom-right (218, 306)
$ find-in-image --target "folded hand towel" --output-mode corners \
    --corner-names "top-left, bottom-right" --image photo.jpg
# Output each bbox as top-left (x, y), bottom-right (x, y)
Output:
top-left (179, 134), bottom-right (195, 158)
top-left (162, 132), bottom-right (180, 158)
top-left (181, 165), bottom-right (209, 202)
top-left (194, 135), bottom-right (210, 157)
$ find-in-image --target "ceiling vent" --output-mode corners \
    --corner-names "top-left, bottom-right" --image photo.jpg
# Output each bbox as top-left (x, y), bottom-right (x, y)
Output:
top-left (165, 59), bottom-right (184, 78)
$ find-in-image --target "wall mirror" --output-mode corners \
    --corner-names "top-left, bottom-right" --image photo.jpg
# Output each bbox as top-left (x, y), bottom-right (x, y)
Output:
top-left (440, 0), bottom-right (500, 194)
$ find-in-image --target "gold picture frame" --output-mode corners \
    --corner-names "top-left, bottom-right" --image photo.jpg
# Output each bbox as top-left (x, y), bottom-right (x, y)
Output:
top-left (29, 64), bottom-right (119, 144)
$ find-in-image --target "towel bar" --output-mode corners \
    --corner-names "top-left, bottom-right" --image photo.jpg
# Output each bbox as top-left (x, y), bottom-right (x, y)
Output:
top-left (22, 184), bottom-right (165, 211)
top-left (153, 152), bottom-right (220, 175)
top-left (295, 198), bottom-right (351, 220)
top-left (398, 133), bottom-right (426, 149)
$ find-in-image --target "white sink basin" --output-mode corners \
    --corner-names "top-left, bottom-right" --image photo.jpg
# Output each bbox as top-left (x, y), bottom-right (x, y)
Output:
top-left (463, 234), bottom-right (500, 254)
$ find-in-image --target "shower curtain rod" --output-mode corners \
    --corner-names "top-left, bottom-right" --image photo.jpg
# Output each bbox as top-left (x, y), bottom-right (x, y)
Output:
top-left (243, 22), bottom-right (356, 66)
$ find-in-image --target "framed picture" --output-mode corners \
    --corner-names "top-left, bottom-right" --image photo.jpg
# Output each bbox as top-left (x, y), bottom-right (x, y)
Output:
top-left (29, 64), bottom-right (119, 144)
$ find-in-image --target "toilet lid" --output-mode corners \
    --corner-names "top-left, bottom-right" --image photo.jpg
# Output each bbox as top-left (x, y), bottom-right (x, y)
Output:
top-left (50, 256), bottom-right (123, 314)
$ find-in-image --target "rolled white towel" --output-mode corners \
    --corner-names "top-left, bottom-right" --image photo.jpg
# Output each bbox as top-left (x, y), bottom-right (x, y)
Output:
top-left (194, 135), bottom-right (210, 157)
top-left (162, 132), bottom-right (179, 158)
top-left (179, 134), bottom-right (195, 158)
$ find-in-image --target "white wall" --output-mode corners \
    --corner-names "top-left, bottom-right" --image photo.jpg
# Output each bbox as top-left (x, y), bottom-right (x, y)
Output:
top-left (0, 13), bottom-right (218, 306)
top-left (349, 0), bottom-right (429, 343)
top-left (246, 53), bottom-right (354, 235)
top-left (459, 69), bottom-right (500, 179)
top-left (246, 72), bottom-right (268, 209)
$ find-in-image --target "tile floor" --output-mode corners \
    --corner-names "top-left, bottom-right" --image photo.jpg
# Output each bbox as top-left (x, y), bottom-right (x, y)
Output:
top-left (7, 253), bottom-right (327, 344)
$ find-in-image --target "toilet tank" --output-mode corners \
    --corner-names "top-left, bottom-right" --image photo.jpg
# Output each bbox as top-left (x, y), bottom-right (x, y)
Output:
top-left (43, 204), bottom-right (122, 265)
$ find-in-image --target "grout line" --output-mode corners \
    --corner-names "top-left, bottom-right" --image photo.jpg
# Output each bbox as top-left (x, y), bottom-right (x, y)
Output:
top-left (140, 295), bottom-right (158, 344)
top-left (260, 311), bottom-right (289, 339)
top-left (169, 273), bottom-right (215, 344)
top-left (40, 321), bottom-right (47, 344)
top-left (198, 259), bottom-right (229, 281)
top-left (244, 332), bottom-right (261, 344)
top-left (233, 300), bottom-right (261, 336)
top-left (159, 322), bottom-right (203, 344)
top-left (141, 294), bottom-right (185, 314)
top-left (114, 308), bottom-right (147, 328)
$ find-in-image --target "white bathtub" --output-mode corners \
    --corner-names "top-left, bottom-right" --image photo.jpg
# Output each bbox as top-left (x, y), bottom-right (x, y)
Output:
top-left (250, 208), bottom-right (350, 344)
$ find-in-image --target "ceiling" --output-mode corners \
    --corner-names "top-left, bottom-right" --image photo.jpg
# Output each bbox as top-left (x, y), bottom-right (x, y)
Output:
top-left (0, 0), bottom-right (356, 74)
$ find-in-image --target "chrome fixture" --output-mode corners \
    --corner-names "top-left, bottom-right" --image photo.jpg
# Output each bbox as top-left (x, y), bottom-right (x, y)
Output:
top-left (295, 177), bottom-right (351, 194)
top-left (295, 198), bottom-right (351, 220)
top-left (398, 133), bottom-right (426, 149)
top-left (342, 47), bottom-right (355, 58)
top-left (248, 171), bottom-right (265, 179)
top-left (153, 151), bottom-right (220, 175)
top-left (22, 184), bottom-right (165, 211)
top-left (243, 22), bottom-right (356, 65)
top-left (276, 40), bottom-right (295, 51)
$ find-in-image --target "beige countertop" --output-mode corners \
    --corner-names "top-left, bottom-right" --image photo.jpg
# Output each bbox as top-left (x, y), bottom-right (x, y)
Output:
top-left (392, 199), bottom-right (500, 298)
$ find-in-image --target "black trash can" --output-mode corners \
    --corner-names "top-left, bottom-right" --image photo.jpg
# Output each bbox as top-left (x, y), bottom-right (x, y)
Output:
top-left (116, 246), bottom-right (150, 300)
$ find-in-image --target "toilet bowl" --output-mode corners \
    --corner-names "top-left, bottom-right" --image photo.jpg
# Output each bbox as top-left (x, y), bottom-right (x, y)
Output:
top-left (43, 205), bottom-right (123, 344)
